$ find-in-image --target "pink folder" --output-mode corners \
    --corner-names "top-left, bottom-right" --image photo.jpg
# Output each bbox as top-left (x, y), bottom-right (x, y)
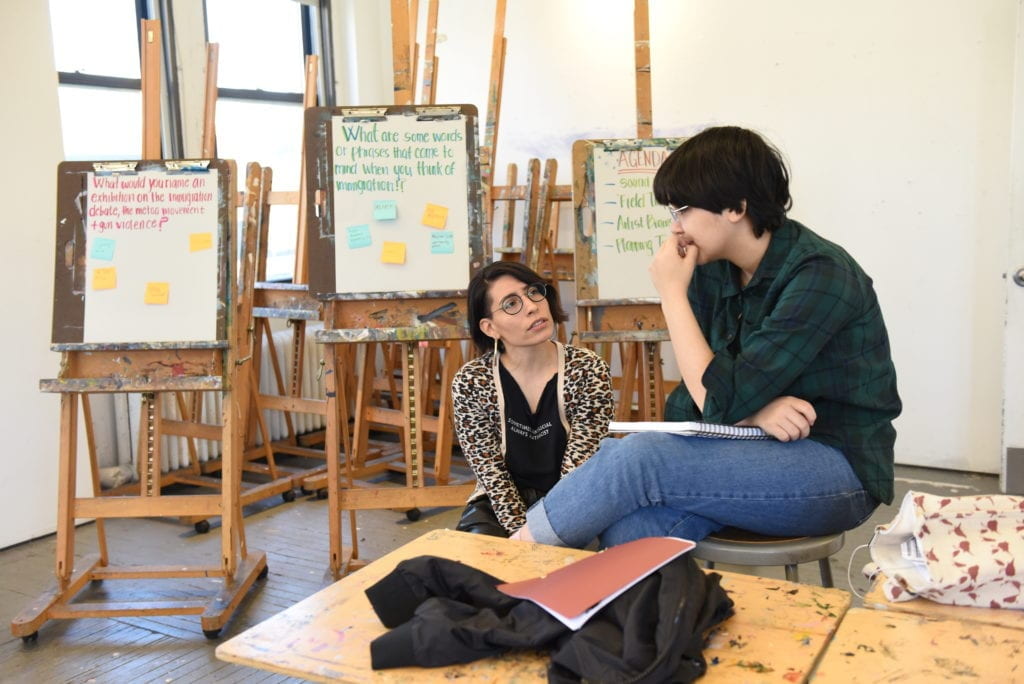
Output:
top-left (497, 536), bottom-right (695, 630)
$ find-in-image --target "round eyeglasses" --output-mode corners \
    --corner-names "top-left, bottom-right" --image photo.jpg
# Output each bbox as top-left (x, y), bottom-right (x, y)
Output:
top-left (492, 282), bottom-right (548, 316)
top-left (668, 205), bottom-right (690, 222)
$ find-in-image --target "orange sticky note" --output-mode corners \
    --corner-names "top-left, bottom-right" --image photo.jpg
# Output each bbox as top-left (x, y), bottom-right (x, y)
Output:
top-left (144, 282), bottom-right (170, 305)
top-left (189, 232), bottom-right (213, 252)
top-left (92, 267), bottom-right (117, 290)
top-left (421, 203), bottom-right (449, 229)
top-left (381, 241), bottom-right (406, 265)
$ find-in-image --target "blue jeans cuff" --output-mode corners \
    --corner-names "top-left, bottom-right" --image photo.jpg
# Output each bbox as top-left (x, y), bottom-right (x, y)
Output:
top-left (525, 500), bottom-right (568, 546)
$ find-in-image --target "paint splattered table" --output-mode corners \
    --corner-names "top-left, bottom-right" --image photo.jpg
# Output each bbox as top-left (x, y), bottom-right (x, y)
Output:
top-left (216, 529), bottom-right (851, 682)
top-left (812, 607), bottom-right (1024, 681)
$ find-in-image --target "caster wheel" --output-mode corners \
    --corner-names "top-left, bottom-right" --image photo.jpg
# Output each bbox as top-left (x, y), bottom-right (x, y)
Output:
top-left (194, 520), bottom-right (211, 534)
top-left (203, 629), bottom-right (222, 639)
top-left (21, 632), bottom-right (38, 644)
top-left (316, 488), bottom-right (328, 500)
top-left (282, 489), bottom-right (296, 503)
top-left (258, 564), bottom-right (270, 580)
top-left (406, 508), bottom-right (421, 521)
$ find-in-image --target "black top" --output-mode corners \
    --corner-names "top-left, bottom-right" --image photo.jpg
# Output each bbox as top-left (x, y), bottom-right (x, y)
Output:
top-left (499, 363), bottom-right (566, 493)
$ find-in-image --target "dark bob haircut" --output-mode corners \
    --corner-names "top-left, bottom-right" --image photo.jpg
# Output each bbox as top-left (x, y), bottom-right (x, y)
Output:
top-left (653, 126), bottom-right (793, 237)
top-left (466, 261), bottom-right (568, 354)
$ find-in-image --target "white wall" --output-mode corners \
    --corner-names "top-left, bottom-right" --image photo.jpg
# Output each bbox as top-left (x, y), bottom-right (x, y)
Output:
top-left (333, 0), bottom-right (394, 105)
top-left (423, 0), bottom-right (1018, 474)
top-left (1006, 6), bottom-right (1024, 489)
top-left (0, 0), bottom-right (72, 548)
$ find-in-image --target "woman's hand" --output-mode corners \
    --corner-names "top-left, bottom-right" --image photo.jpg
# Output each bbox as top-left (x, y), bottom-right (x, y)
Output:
top-left (649, 235), bottom-right (697, 299)
top-left (737, 396), bottom-right (816, 441)
top-left (508, 525), bottom-right (534, 542)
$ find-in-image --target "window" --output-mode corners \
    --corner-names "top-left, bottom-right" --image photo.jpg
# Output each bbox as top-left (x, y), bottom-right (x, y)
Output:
top-left (206, 0), bottom-right (313, 281)
top-left (49, 0), bottom-right (145, 160)
top-left (49, 0), bottom-right (319, 281)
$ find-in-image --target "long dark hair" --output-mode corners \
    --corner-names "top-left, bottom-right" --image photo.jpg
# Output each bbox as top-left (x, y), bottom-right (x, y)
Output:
top-left (466, 262), bottom-right (567, 354)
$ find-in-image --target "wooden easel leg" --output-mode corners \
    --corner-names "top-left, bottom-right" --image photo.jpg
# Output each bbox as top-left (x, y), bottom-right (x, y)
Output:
top-left (325, 343), bottom-right (364, 578)
top-left (204, 351), bottom-right (268, 635)
top-left (290, 320), bottom-right (307, 407)
top-left (55, 393), bottom-right (79, 588)
top-left (403, 343), bottom-right (425, 488)
top-left (80, 395), bottom-right (108, 566)
top-left (199, 549), bottom-right (266, 637)
top-left (431, 341), bottom-right (462, 484)
top-left (335, 345), bottom-right (362, 570)
top-left (220, 388), bottom-right (240, 578)
top-left (385, 343), bottom-right (401, 409)
top-left (617, 343), bottom-right (640, 421)
top-left (266, 319), bottom-right (296, 442)
top-left (249, 364), bottom-right (278, 478)
top-left (352, 343), bottom-right (376, 470)
top-left (172, 391), bottom-right (200, 471)
top-left (10, 553), bottom-right (102, 639)
top-left (325, 343), bottom-right (344, 579)
top-left (137, 392), bottom-right (164, 498)
top-left (639, 341), bottom-right (663, 420)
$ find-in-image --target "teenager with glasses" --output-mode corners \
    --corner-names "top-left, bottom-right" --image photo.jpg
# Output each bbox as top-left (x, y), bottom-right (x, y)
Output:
top-left (451, 262), bottom-right (614, 537)
top-left (511, 126), bottom-right (901, 548)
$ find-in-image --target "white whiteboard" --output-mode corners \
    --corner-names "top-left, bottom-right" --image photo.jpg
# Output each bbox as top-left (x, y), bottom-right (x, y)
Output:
top-left (81, 169), bottom-right (221, 343)
top-left (592, 145), bottom-right (674, 299)
top-left (329, 113), bottom-right (472, 294)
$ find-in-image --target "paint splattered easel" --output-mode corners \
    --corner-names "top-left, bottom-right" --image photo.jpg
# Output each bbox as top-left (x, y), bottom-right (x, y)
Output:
top-left (572, 0), bottom-right (680, 421)
top-left (11, 156), bottom-right (266, 641)
top-left (303, 101), bottom-right (484, 579)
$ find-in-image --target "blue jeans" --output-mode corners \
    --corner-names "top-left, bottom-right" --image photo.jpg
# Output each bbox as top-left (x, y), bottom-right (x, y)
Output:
top-left (525, 432), bottom-right (877, 548)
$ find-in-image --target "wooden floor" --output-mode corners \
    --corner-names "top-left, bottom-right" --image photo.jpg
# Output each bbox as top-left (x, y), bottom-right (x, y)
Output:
top-left (0, 463), bottom-right (1001, 683)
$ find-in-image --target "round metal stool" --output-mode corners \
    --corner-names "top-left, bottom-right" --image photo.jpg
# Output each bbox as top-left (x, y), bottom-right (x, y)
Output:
top-left (693, 527), bottom-right (845, 587)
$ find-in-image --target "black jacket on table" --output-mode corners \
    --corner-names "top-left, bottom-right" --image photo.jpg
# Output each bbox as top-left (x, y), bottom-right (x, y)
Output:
top-left (365, 554), bottom-right (734, 683)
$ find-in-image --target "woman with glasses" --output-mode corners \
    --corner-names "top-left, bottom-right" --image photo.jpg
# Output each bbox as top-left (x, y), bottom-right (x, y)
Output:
top-left (451, 262), bottom-right (614, 537)
top-left (511, 126), bottom-right (901, 549)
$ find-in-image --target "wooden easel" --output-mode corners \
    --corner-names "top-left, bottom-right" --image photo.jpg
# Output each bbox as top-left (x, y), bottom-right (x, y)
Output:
top-left (573, 0), bottom-right (676, 421)
top-left (235, 55), bottom-right (339, 493)
top-left (191, 49), bottom-right (366, 506)
top-left (299, 4), bottom-right (456, 497)
top-left (143, 45), bottom-right (303, 531)
top-left (304, 103), bottom-right (482, 578)
top-left (572, 134), bottom-right (684, 420)
top-left (70, 25), bottom-right (281, 530)
top-left (117, 37), bottom-right (302, 530)
top-left (11, 158), bottom-right (266, 641)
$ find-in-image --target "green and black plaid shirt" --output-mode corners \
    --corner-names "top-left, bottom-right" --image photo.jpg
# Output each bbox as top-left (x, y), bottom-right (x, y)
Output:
top-left (664, 219), bottom-right (902, 504)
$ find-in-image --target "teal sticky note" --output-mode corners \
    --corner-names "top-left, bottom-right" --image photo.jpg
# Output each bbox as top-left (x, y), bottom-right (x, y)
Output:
top-left (346, 224), bottom-right (372, 249)
top-left (90, 237), bottom-right (116, 261)
top-left (373, 200), bottom-right (398, 221)
top-left (430, 230), bottom-right (455, 255)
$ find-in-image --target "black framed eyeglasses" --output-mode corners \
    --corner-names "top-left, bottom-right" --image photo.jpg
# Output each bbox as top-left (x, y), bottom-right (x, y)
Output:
top-left (492, 283), bottom-right (548, 316)
top-left (668, 205), bottom-right (689, 222)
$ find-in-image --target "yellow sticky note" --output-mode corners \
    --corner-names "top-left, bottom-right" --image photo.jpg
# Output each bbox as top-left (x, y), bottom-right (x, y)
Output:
top-left (144, 282), bottom-right (170, 305)
top-left (92, 267), bottom-right (117, 290)
top-left (381, 241), bottom-right (406, 265)
top-left (421, 203), bottom-right (449, 229)
top-left (189, 232), bottom-right (213, 252)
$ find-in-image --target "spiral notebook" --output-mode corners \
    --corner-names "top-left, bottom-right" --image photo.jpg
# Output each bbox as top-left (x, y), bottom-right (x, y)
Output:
top-left (609, 420), bottom-right (771, 440)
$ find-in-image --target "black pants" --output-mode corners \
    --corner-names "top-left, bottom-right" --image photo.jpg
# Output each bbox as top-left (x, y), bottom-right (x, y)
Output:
top-left (455, 487), bottom-right (543, 537)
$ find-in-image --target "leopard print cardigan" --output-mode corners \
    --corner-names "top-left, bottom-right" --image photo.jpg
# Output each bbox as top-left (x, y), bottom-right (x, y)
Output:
top-left (451, 342), bottom-right (614, 533)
